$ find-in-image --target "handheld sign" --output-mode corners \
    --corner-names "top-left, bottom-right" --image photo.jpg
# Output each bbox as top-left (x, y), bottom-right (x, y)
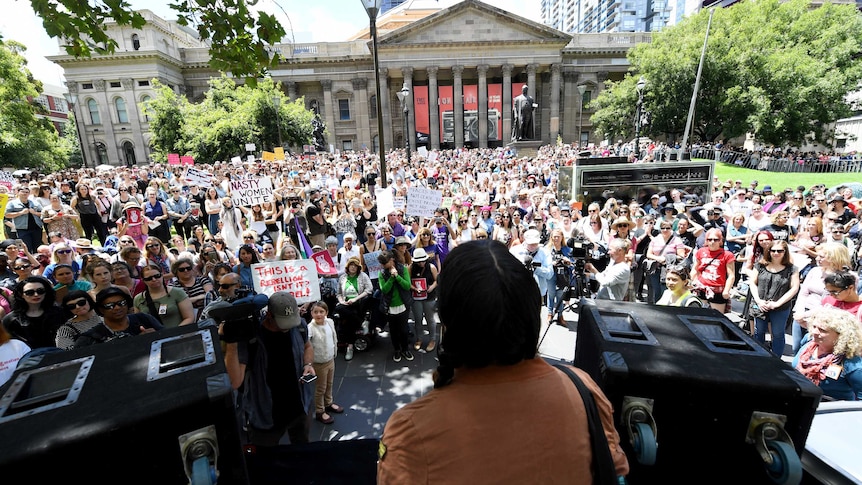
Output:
top-left (251, 260), bottom-right (321, 303)
top-left (230, 177), bottom-right (273, 206)
top-left (406, 187), bottom-right (442, 218)
top-left (184, 167), bottom-right (213, 188)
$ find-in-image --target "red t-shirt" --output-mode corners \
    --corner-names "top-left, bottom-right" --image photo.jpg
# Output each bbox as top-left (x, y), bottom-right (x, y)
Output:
top-left (695, 247), bottom-right (734, 288)
top-left (820, 296), bottom-right (862, 322)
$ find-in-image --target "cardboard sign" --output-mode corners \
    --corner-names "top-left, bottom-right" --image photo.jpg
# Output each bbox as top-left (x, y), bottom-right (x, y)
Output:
top-left (417, 146), bottom-right (428, 158)
top-left (441, 197), bottom-right (453, 210)
top-left (247, 155), bottom-right (256, 163)
top-left (411, 277), bottom-right (427, 300)
top-left (375, 188), bottom-right (395, 218)
top-left (0, 172), bottom-right (14, 191)
top-left (362, 250), bottom-right (383, 279)
top-left (167, 153), bottom-right (181, 165)
top-left (473, 191), bottom-right (490, 206)
top-left (393, 196), bottom-right (406, 210)
top-left (262, 151), bottom-right (275, 162)
top-left (230, 177), bottom-right (273, 206)
top-left (245, 143), bottom-right (256, 152)
top-left (311, 250), bottom-right (338, 276)
top-left (274, 147), bottom-right (285, 160)
top-left (184, 166), bottom-right (213, 188)
top-left (406, 187), bottom-right (442, 218)
top-left (180, 156), bottom-right (194, 166)
top-left (251, 259), bottom-right (321, 303)
top-left (231, 156), bottom-right (243, 165)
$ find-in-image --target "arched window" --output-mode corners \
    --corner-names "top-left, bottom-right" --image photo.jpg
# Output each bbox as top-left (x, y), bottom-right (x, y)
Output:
top-left (132, 34), bottom-right (140, 51)
top-left (372, 134), bottom-right (379, 152)
top-left (87, 99), bottom-right (101, 125)
top-left (369, 95), bottom-right (377, 119)
top-left (115, 97), bottom-right (129, 123)
top-left (123, 141), bottom-right (136, 167)
top-left (141, 95), bottom-right (152, 122)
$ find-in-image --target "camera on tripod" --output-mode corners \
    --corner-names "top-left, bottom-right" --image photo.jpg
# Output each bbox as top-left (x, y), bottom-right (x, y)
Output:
top-left (566, 236), bottom-right (590, 260)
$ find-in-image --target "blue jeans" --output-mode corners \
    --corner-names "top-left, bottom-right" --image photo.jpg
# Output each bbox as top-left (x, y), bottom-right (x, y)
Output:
top-left (547, 287), bottom-right (566, 316)
top-left (754, 306), bottom-right (792, 356)
top-left (791, 320), bottom-right (808, 355)
top-left (411, 298), bottom-right (438, 343)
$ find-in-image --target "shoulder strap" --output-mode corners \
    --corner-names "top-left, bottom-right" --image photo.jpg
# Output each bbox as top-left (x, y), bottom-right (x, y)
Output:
top-left (553, 364), bottom-right (618, 485)
top-left (144, 290), bottom-right (163, 324)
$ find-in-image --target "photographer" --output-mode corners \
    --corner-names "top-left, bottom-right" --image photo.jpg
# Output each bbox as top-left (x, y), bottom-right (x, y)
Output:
top-left (510, 229), bottom-right (553, 309)
top-left (200, 272), bottom-right (267, 321)
top-left (545, 229), bottom-right (572, 326)
top-left (584, 238), bottom-right (631, 301)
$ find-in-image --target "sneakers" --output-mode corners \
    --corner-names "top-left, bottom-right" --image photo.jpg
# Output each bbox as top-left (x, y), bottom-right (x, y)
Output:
top-left (393, 352), bottom-right (402, 363)
top-left (402, 350), bottom-right (414, 361)
top-left (345, 345), bottom-right (354, 361)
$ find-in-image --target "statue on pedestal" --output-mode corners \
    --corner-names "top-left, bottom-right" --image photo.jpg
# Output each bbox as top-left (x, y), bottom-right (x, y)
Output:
top-left (512, 85), bottom-right (536, 141)
top-left (312, 116), bottom-right (326, 152)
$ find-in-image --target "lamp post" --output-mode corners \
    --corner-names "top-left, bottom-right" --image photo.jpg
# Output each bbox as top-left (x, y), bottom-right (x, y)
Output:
top-left (361, 0), bottom-right (387, 189)
top-left (272, 95), bottom-right (283, 150)
top-left (63, 93), bottom-right (88, 168)
top-left (577, 84), bottom-right (586, 148)
top-left (396, 82), bottom-right (411, 166)
top-left (635, 76), bottom-right (646, 160)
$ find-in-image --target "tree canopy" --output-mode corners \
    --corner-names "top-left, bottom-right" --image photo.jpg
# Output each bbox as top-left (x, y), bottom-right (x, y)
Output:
top-left (590, 0), bottom-right (862, 147)
top-left (26, 0), bottom-right (287, 81)
top-left (143, 76), bottom-right (315, 163)
top-left (0, 39), bottom-right (71, 171)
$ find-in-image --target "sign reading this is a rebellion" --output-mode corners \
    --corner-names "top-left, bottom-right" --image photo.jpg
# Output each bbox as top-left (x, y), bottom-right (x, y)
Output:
top-left (230, 177), bottom-right (273, 206)
top-left (251, 260), bottom-right (320, 304)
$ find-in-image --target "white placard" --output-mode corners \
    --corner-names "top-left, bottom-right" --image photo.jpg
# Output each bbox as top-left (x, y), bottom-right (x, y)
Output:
top-left (406, 187), bottom-right (442, 218)
top-left (245, 143), bottom-right (256, 152)
top-left (251, 259), bottom-right (320, 303)
top-left (393, 196), bottom-right (406, 210)
top-left (417, 146), bottom-right (428, 158)
top-left (231, 156), bottom-right (243, 165)
top-left (184, 166), bottom-right (213, 188)
top-left (230, 177), bottom-right (273, 207)
top-left (375, 187), bottom-right (395, 219)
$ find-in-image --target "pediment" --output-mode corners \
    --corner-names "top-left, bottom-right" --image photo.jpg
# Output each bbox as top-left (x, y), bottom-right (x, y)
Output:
top-left (378, 0), bottom-right (571, 47)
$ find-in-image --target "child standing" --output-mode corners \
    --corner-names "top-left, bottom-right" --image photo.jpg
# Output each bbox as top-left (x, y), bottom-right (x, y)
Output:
top-left (308, 301), bottom-right (344, 424)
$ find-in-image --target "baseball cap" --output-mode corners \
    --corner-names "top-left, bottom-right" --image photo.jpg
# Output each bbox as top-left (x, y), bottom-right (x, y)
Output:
top-left (523, 229), bottom-right (541, 245)
top-left (268, 291), bottom-right (301, 330)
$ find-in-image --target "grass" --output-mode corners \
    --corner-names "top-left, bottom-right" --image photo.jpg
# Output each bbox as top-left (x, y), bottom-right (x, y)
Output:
top-left (698, 159), bottom-right (859, 193)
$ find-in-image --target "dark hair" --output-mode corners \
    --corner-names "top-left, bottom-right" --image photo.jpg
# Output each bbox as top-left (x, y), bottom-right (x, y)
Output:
top-left (824, 270), bottom-right (857, 292)
top-left (434, 240), bottom-right (541, 389)
top-left (238, 245), bottom-right (260, 264)
top-left (377, 250), bottom-right (395, 266)
top-left (62, 290), bottom-right (95, 310)
top-left (94, 287), bottom-right (134, 316)
top-left (13, 276), bottom-right (56, 312)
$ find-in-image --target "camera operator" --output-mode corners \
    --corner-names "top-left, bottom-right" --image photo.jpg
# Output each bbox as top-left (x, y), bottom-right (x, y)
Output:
top-left (510, 229), bottom-right (553, 310)
top-left (584, 239), bottom-right (631, 301)
top-left (200, 272), bottom-right (267, 321)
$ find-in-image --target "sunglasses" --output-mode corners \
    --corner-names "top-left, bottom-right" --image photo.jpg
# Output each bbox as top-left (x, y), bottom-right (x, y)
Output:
top-left (65, 300), bottom-right (89, 310)
top-left (616, 224), bottom-right (629, 228)
top-left (57, 249), bottom-right (72, 255)
top-left (706, 238), bottom-right (721, 242)
top-left (23, 287), bottom-right (47, 296)
top-left (243, 236), bottom-right (254, 240)
top-left (14, 264), bottom-right (31, 270)
top-left (769, 249), bottom-right (786, 253)
top-left (142, 274), bottom-right (163, 281)
top-left (219, 282), bottom-right (238, 289)
top-left (476, 235), bottom-right (488, 239)
top-left (204, 239), bottom-right (214, 242)
top-left (177, 266), bottom-right (193, 272)
top-left (215, 240), bottom-right (225, 244)
top-left (660, 227), bottom-right (672, 230)
top-left (146, 244), bottom-right (160, 249)
top-left (102, 300), bottom-right (129, 309)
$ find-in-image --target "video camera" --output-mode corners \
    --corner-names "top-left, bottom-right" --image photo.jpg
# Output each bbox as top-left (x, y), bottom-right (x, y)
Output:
top-left (566, 236), bottom-right (590, 260)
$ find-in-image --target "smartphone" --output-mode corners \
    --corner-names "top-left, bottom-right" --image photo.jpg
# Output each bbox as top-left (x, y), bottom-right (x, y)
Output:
top-left (300, 374), bottom-right (318, 384)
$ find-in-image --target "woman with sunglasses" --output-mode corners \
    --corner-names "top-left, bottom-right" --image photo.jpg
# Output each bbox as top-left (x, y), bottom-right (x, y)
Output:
top-left (792, 243), bottom-right (852, 353)
top-left (56, 290), bottom-right (102, 350)
top-left (170, 257), bottom-right (213, 311)
top-left (492, 211), bottom-right (517, 248)
top-left (70, 183), bottom-right (107, 246)
top-left (749, 240), bottom-right (800, 356)
top-left (411, 227), bottom-right (440, 270)
top-left (144, 236), bottom-right (176, 281)
top-left (2, 276), bottom-right (63, 349)
top-left (41, 193), bottom-right (81, 241)
top-left (691, 229), bottom-right (736, 313)
top-left (644, 221), bottom-right (683, 305)
top-left (74, 287), bottom-right (163, 347)
top-left (133, 264), bottom-right (194, 328)
top-left (41, 243), bottom-right (80, 285)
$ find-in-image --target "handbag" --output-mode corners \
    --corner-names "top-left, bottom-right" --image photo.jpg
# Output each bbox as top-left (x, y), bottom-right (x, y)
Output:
top-left (553, 365), bottom-right (622, 485)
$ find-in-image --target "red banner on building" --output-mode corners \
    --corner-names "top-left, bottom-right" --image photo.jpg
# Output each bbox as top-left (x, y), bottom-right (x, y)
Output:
top-left (413, 86), bottom-right (429, 141)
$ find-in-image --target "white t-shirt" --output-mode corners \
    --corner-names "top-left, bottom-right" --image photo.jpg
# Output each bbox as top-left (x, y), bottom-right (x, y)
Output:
top-left (0, 338), bottom-right (31, 387)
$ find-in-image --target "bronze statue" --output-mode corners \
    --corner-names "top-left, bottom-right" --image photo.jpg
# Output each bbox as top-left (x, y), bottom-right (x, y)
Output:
top-left (312, 116), bottom-right (326, 152)
top-left (512, 85), bottom-right (535, 141)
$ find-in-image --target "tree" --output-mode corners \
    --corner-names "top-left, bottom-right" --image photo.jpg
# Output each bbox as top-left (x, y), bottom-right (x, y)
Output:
top-left (27, 0), bottom-right (287, 81)
top-left (0, 40), bottom-right (70, 171)
top-left (590, 0), bottom-right (862, 147)
top-left (145, 77), bottom-right (315, 163)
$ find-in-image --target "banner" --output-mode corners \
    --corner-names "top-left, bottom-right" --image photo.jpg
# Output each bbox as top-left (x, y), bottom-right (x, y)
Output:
top-left (439, 85), bottom-right (453, 144)
top-left (0, 172), bottom-right (14, 191)
top-left (229, 177), bottom-right (273, 206)
top-left (413, 85), bottom-right (429, 142)
top-left (251, 260), bottom-right (320, 303)
top-left (184, 166), bottom-right (213, 188)
top-left (406, 187), bottom-right (442, 218)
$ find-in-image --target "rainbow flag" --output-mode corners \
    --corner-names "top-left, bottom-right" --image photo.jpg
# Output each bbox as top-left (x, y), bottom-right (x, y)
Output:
top-left (293, 217), bottom-right (314, 259)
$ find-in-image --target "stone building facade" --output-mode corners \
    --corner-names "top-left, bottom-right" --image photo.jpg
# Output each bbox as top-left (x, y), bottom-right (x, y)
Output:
top-left (50, 0), bottom-right (649, 166)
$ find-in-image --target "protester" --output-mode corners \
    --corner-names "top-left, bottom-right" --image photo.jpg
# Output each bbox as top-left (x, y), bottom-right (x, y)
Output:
top-left (74, 287), bottom-right (163, 347)
top-left (792, 306), bottom-right (862, 401)
top-left (308, 301), bottom-right (343, 425)
top-left (749, 240), bottom-right (800, 356)
top-left (2, 276), bottom-right (64, 349)
top-left (55, 290), bottom-right (102, 350)
top-left (0, 319), bottom-right (30, 387)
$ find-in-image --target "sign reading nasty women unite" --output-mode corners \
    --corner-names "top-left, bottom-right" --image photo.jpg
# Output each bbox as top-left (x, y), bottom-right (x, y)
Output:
top-left (230, 177), bottom-right (274, 207)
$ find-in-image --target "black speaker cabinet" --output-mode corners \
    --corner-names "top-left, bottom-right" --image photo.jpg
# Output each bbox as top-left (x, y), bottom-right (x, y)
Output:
top-left (574, 299), bottom-right (822, 483)
top-left (0, 325), bottom-right (246, 484)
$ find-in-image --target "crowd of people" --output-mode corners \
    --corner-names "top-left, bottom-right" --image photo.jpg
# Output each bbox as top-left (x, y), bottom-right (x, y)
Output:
top-left (1, 144), bottom-right (861, 451)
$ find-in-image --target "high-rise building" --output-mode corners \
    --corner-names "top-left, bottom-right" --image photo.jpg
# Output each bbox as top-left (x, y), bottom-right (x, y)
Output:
top-left (381, 0), bottom-right (408, 14)
top-left (542, 0), bottom-right (692, 33)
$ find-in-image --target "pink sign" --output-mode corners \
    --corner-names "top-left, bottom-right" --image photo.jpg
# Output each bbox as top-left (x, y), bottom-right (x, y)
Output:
top-left (311, 250), bottom-right (338, 276)
top-left (180, 156), bottom-right (194, 166)
top-left (167, 153), bottom-right (181, 165)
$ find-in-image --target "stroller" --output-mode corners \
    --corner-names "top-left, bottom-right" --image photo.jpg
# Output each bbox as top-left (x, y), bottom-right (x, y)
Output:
top-left (332, 296), bottom-right (376, 353)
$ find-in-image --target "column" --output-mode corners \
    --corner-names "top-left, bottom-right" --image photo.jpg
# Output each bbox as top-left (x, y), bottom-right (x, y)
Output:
top-left (401, 67), bottom-right (414, 153)
top-left (427, 66), bottom-right (440, 150)
top-left (321, 80), bottom-right (335, 149)
top-left (562, 71), bottom-right (580, 143)
top-left (452, 65), bottom-right (464, 148)
top-left (93, 80), bottom-right (118, 164)
top-left (477, 64), bottom-right (489, 148)
top-left (502, 64), bottom-right (513, 145)
top-left (121, 78), bottom-right (145, 165)
top-left (550, 64), bottom-right (561, 143)
top-left (527, 64), bottom-right (538, 99)
top-left (379, 68), bottom-right (393, 151)
top-left (287, 82), bottom-right (297, 101)
top-left (352, 78), bottom-right (370, 150)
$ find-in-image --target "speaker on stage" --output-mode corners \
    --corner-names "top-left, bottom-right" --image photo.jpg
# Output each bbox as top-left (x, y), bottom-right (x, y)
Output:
top-left (574, 299), bottom-right (821, 483)
top-left (0, 325), bottom-right (247, 484)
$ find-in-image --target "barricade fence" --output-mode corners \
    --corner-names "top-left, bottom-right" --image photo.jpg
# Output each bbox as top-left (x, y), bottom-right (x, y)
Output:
top-left (687, 148), bottom-right (862, 173)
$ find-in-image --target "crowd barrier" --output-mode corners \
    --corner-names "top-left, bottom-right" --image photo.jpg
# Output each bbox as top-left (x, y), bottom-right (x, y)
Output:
top-left (688, 148), bottom-right (862, 173)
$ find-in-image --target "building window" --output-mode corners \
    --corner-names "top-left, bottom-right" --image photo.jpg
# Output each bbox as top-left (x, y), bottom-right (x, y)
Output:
top-left (338, 99), bottom-right (350, 120)
top-left (369, 96), bottom-right (377, 119)
top-left (582, 90), bottom-right (592, 106)
top-left (342, 140), bottom-right (353, 151)
top-left (123, 141), bottom-right (136, 166)
top-left (82, 83), bottom-right (93, 90)
top-left (132, 34), bottom-right (140, 51)
top-left (138, 80), bottom-right (150, 87)
top-left (372, 134), bottom-right (379, 153)
top-left (87, 99), bottom-right (101, 125)
top-left (141, 95), bottom-right (152, 122)
top-left (115, 97), bottom-right (129, 123)
top-left (110, 81), bottom-right (121, 88)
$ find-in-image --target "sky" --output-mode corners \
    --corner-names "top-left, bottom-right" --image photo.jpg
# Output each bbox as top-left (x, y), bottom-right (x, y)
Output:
top-left (1, 0), bottom-right (543, 88)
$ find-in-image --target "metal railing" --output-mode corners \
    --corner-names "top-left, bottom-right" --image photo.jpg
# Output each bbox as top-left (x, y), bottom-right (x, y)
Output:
top-left (689, 148), bottom-right (862, 173)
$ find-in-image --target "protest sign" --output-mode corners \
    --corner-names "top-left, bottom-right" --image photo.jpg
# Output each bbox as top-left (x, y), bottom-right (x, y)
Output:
top-left (441, 197), bottom-right (453, 210)
top-left (393, 196), bottom-right (406, 210)
top-left (247, 155), bottom-right (256, 163)
top-left (180, 155), bottom-right (194, 166)
top-left (0, 172), bottom-right (14, 191)
top-left (245, 143), bottom-right (256, 152)
top-left (274, 147), bottom-right (285, 160)
top-left (362, 251), bottom-right (383, 279)
top-left (417, 146), bottom-right (428, 158)
top-left (230, 177), bottom-right (273, 206)
top-left (230, 156), bottom-right (243, 165)
top-left (375, 187), bottom-right (394, 218)
top-left (311, 250), bottom-right (338, 276)
top-left (183, 166), bottom-right (213, 188)
top-left (262, 151), bottom-right (275, 162)
top-left (405, 187), bottom-right (442, 218)
top-left (167, 153), bottom-right (181, 165)
top-left (251, 260), bottom-right (321, 303)
top-left (473, 191), bottom-right (490, 206)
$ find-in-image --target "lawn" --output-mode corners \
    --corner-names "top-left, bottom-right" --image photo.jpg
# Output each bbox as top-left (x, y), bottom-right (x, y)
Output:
top-left (697, 159), bottom-right (859, 194)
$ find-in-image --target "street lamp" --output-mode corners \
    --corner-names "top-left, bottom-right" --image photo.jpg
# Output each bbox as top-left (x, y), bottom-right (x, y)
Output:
top-left (272, 95), bottom-right (283, 150)
top-left (635, 76), bottom-right (646, 160)
top-left (396, 82), bottom-right (411, 166)
top-left (577, 84), bottom-right (586, 148)
top-left (63, 93), bottom-right (88, 168)
top-left (361, 0), bottom-right (387, 189)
